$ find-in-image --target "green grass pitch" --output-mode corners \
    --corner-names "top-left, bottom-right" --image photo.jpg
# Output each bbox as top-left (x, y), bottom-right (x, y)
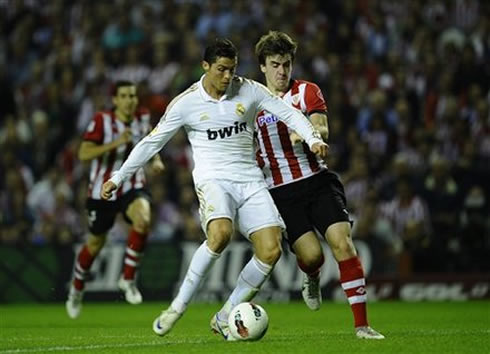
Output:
top-left (1, 301), bottom-right (489, 353)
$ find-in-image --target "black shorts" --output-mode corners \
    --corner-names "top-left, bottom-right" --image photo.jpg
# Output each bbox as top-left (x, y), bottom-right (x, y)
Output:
top-left (85, 189), bottom-right (151, 235)
top-left (269, 170), bottom-right (350, 248)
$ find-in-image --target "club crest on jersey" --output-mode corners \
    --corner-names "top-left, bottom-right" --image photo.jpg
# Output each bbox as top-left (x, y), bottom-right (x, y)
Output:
top-left (257, 114), bottom-right (278, 127)
top-left (235, 103), bottom-right (245, 117)
top-left (207, 121), bottom-right (247, 140)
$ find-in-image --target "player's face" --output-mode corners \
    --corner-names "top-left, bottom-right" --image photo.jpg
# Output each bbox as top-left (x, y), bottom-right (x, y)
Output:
top-left (202, 56), bottom-right (237, 94)
top-left (261, 54), bottom-right (293, 93)
top-left (113, 85), bottom-right (138, 117)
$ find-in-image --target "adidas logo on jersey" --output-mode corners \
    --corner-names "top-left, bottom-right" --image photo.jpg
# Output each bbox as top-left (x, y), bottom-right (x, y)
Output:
top-left (207, 121), bottom-right (247, 140)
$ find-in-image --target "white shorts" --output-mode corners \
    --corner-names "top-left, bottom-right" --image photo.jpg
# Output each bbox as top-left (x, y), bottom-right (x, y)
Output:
top-left (195, 179), bottom-right (285, 239)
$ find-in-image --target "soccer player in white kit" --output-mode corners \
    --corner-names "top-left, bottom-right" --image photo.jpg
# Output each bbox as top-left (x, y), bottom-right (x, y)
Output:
top-left (101, 39), bottom-right (327, 339)
top-left (254, 31), bottom-right (384, 339)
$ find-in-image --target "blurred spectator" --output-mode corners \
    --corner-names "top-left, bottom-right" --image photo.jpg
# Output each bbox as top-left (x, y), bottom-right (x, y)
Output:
top-left (148, 40), bottom-right (180, 95)
top-left (376, 153), bottom-right (417, 201)
top-left (379, 178), bottom-right (431, 273)
top-left (357, 89), bottom-right (396, 135)
top-left (150, 181), bottom-right (181, 242)
top-left (84, 49), bottom-right (114, 87)
top-left (457, 186), bottom-right (489, 271)
top-left (195, 0), bottom-right (233, 41)
top-left (0, 66), bottom-right (16, 124)
top-left (76, 83), bottom-right (107, 134)
top-left (102, 7), bottom-right (144, 50)
top-left (175, 184), bottom-right (202, 242)
top-left (361, 113), bottom-right (396, 173)
top-left (352, 199), bottom-right (399, 274)
top-left (29, 109), bottom-right (58, 177)
top-left (0, 168), bottom-right (34, 244)
top-left (422, 155), bottom-right (460, 269)
top-left (112, 44), bottom-right (150, 84)
top-left (452, 0), bottom-right (479, 32)
top-left (27, 166), bottom-right (72, 222)
top-left (342, 154), bottom-right (370, 213)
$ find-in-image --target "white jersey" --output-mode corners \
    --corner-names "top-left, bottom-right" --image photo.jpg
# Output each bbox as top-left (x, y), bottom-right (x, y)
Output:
top-left (110, 75), bottom-right (323, 188)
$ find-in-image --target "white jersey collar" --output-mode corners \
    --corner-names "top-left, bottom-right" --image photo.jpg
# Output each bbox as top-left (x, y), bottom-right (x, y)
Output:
top-left (198, 74), bottom-right (231, 102)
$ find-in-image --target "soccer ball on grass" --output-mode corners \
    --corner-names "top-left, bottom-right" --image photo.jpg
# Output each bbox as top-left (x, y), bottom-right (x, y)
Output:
top-left (228, 302), bottom-right (269, 341)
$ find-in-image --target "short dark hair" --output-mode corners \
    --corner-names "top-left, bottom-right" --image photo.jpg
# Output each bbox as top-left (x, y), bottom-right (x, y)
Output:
top-left (255, 31), bottom-right (297, 65)
top-left (112, 80), bottom-right (135, 96)
top-left (203, 38), bottom-right (237, 64)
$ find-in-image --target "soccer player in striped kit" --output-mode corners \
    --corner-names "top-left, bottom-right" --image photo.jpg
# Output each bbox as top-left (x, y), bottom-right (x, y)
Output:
top-left (66, 81), bottom-right (165, 319)
top-left (254, 31), bottom-right (384, 339)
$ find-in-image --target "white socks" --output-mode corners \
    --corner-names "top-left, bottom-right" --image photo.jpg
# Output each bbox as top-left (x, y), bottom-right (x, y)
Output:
top-left (171, 241), bottom-right (220, 314)
top-left (218, 256), bottom-right (273, 319)
top-left (170, 243), bottom-right (274, 320)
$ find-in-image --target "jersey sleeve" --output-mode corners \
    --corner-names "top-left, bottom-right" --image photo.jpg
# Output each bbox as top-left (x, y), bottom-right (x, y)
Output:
top-left (82, 112), bottom-right (105, 143)
top-left (110, 102), bottom-right (184, 187)
top-left (304, 82), bottom-right (327, 115)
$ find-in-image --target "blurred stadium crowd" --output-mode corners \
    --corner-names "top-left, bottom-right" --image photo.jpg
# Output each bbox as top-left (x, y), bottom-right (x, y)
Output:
top-left (0, 0), bottom-right (489, 275)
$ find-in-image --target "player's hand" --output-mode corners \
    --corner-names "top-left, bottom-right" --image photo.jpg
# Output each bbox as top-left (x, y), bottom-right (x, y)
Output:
top-left (311, 142), bottom-right (329, 160)
top-left (149, 157), bottom-right (165, 175)
top-left (101, 180), bottom-right (117, 200)
top-left (118, 129), bottom-right (132, 145)
top-left (290, 131), bottom-right (303, 145)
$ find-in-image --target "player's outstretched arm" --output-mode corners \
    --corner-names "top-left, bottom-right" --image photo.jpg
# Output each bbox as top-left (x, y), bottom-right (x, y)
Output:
top-left (104, 106), bottom-right (184, 196)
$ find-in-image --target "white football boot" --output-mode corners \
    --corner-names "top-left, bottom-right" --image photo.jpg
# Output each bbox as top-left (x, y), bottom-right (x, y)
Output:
top-left (65, 286), bottom-right (83, 319)
top-left (302, 273), bottom-right (322, 311)
top-left (210, 312), bottom-right (237, 341)
top-left (356, 326), bottom-right (385, 339)
top-left (118, 276), bottom-right (143, 305)
top-left (152, 307), bottom-right (182, 336)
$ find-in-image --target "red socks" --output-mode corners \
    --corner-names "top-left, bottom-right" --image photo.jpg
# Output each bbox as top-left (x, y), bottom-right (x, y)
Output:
top-left (339, 256), bottom-right (368, 328)
top-left (73, 246), bottom-right (95, 291)
top-left (122, 228), bottom-right (148, 280)
top-left (71, 229), bottom-right (148, 290)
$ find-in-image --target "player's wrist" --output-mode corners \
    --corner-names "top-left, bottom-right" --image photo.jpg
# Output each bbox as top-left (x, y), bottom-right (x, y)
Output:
top-left (306, 137), bottom-right (324, 149)
top-left (109, 173), bottom-right (122, 188)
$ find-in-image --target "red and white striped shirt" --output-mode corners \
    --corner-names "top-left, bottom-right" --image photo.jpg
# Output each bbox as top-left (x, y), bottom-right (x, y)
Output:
top-left (379, 195), bottom-right (431, 237)
top-left (255, 79), bottom-right (327, 188)
top-left (83, 108), bottom-right (151, 201)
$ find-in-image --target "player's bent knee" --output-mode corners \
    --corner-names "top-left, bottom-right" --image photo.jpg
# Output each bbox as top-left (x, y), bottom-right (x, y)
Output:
top-left (127, 198), bottom-right (151, 232)
top-left (256, 244), bottom-right (282, 266)
top-left (207, 234), bottom-right (231, 253)
top-left (87, 234), bottom-right (106, 254)
top-left (207, 225), bottom-right (233, 253)
top-left (331, 237), bottom-right (356, 258)
top-left (298, 250), bottom-right (324, 269)
top-left (132, 214), bottom-right (151, 234)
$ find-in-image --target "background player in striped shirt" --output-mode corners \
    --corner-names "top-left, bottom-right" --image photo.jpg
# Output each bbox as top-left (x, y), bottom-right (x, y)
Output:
top-left (101, 39), bottom-right (327, 340)
top-left (65, 81), bottom-right (165, 319)
top-left (254, 31), bottom-right (384, 339)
